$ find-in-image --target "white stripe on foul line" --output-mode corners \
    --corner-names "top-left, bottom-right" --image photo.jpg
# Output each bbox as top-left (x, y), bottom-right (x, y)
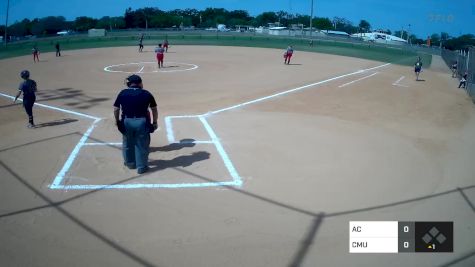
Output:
top-left (338, 72), bottom-right (379, 88)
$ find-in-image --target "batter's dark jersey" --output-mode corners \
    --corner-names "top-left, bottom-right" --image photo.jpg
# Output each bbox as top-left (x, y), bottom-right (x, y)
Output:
top-left (113, 88), bottom-right (157, 118)
top-left (18, 79), bottom-right (37, 98)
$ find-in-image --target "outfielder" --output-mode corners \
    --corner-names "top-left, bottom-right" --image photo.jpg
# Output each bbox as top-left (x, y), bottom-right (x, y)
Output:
top-left (138, 33), bottom-right (144, 53)
top-left (414, 56), bottom-right (423, 81)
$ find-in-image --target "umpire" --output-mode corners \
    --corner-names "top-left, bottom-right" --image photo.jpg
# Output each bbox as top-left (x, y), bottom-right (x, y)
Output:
top-left (113, 74), bottom-right (158, 174)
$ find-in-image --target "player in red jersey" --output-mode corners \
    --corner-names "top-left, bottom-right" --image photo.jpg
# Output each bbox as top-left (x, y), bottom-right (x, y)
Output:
top-left (32, 45), bottom-right (40, 63)
top-left (155, 44), bottom-right (165, 69)
top-left (283, 45), bottom-right (293, 65)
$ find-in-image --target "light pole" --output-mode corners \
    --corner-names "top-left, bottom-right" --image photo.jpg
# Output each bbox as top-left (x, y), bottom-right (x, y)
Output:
top-left (309, 0), bottom-right (314, 38)
top-left (4, 0), bottom-right (10, 47)
top-left (141, 10), bottom-right (148, 31)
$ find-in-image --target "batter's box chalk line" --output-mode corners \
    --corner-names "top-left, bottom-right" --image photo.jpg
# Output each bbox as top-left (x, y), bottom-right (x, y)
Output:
top-left (1, 62), bottom-right (391, 190)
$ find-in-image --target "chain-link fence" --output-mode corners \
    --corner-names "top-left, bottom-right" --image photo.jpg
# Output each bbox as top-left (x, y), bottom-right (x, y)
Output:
top-left (441, 47), bottom-right (474, 102)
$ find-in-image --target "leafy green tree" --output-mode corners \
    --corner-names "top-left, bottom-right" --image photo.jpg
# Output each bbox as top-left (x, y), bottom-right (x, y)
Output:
top-left (333, 17), bottom-right (357, 33)
top-left (440, 32), bottom-right (450, 41)
top-left (8, 19), bottom-right (32, 36)
top-left (31, 16), bottom-right (67, 35)
top-left (96, 16), bottom-right (111, 30)
top-left (254, 12), bottom-right (278, 26)
top-left (289, 14), bottom-right (310, 27)
top-left (110, 17), bottom-right (126, 29)
top-left (430, 33), bottom-right (440, 46)
top-left (394, 30), bottom-right (409, 40)
top-left (74, 16), bottom-right (98, 31)
top-left (443, 34), bottom-right (475, 50)
top-left (124, 7), bottom-right (135, 28)
top-left (358, 19), bottom-right (371, 32)
top-left (313, 17), bottom-right (333, 30)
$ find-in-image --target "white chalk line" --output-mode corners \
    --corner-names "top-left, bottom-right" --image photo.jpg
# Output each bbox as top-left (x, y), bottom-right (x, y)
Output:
top-left (104, 62), bottom-right (199, 74)
top-left (0, 92), bottom-right (107, 189)
top-left (84, 142), bottom-right (122, 146)
top-left (163, 115), bottom-right (241, 188)
top-left (338, 72), bottom-right (379, 88)
top-left (138, 66), bottom-right (145, 73)
top-left (51, 180), bottom-right (241, 190)
top-left (5, 62), bottom-right (392, 190)
top-left (165, 115), bottom-right (202, 144)
top-left (199, 116), bottom-right (242, 186)
top-left (207, 63), bottom-right (390, 115)
top-left (394, 76), bottom-right (405, 84)
top-left (152, 63), bottom-right (391, 189)
top-left (83, 140), bottom-right (213, 146)
top-left (392, 76), bottom-right (409, 87)
top-left (0, 92), bottom-right (100, 120)
top-left (165, 116), bottom-right (176, 143)
top-left (50, 118), bottom-right (101, 188)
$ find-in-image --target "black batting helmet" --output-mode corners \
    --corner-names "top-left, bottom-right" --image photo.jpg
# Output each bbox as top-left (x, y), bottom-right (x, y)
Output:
top-left (20, 70), bottom-right (30, 79)
top-left (125, 74), bottom-right (142, 87)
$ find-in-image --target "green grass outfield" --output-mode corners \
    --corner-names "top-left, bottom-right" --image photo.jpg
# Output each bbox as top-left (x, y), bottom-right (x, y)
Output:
top-left (0, 33), bottom-right (432, 66)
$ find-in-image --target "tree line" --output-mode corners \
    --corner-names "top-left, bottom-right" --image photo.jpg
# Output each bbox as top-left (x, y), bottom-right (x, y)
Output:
top-left (1, 7), bottom-right (473, 50)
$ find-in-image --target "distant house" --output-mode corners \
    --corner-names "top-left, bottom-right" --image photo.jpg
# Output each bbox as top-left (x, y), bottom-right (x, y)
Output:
top-left (321, 30), bottom-right (350, 37)
top-left (351, 31), bottom-right (408, 45)
top-left (88, 29), bottom-right (106, 37)
top-left (268, 27), bottom-right (288, 36)
top-left (235, 25), bottom-right (255, 32)
top-left (57, 30), bottom-right (71, 36)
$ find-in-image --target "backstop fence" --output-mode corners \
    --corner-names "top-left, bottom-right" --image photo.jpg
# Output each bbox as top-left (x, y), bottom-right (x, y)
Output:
top-left (441, 47), bottom-right (474, 102)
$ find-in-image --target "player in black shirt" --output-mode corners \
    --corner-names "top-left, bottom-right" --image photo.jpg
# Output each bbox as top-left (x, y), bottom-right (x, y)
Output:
top-left (55, 42), bottom-right (61, 57)
top-left (14, 70), bottom-right (37, 128)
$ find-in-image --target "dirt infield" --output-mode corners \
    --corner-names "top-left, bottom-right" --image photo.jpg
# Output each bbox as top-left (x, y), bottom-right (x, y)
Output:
top-left (0, 46), bottom-right (474, 266)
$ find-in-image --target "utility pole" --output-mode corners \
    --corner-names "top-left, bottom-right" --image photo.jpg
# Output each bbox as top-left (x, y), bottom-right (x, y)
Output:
top-left (4, 0), bottom-right (10, 47)
top-left (142, 10), bottom-right (148, 31)
top-left (309, 0), bottom-right (314, 39)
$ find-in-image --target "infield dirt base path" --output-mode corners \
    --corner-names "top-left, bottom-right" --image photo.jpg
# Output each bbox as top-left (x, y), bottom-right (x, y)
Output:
top-left (0, 46), bottom-right (474, 267)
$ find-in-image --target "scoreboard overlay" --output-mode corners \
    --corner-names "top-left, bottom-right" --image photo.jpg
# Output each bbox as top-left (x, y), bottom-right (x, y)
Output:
top-left (349, 221), bottom-right (453, 253)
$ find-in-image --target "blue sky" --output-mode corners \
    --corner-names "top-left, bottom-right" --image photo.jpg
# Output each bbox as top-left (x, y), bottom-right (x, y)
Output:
top-left (1, 0), bottom-right (474, 38)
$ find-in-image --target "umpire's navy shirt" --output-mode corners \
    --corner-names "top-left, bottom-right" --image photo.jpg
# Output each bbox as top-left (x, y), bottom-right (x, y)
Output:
top-left (113, 88), bottom-right (157, 118)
